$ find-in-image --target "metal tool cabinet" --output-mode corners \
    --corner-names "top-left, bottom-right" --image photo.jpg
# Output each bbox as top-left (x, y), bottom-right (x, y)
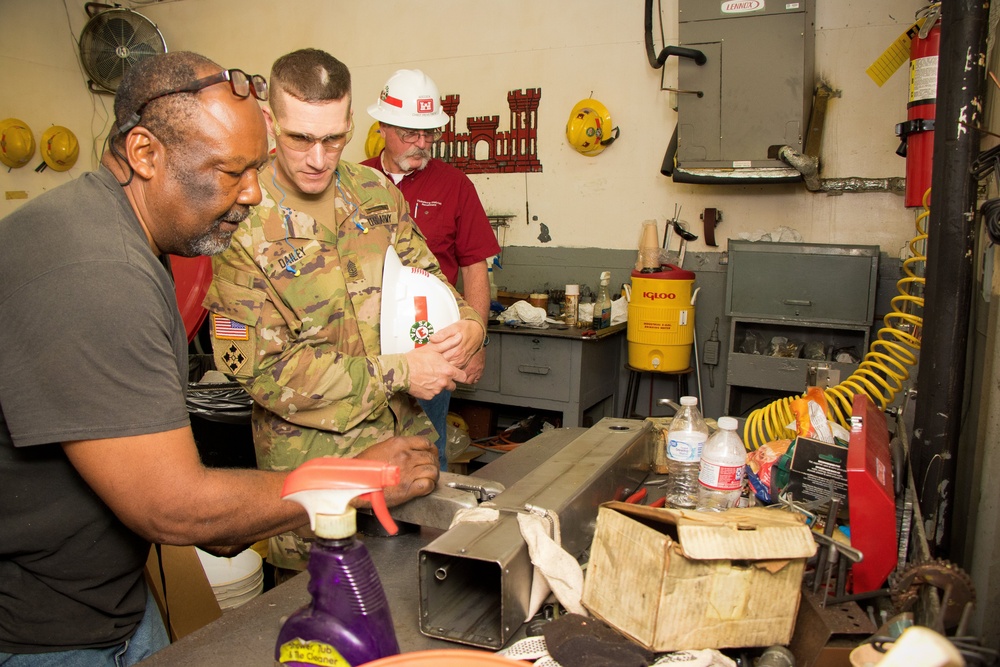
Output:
top-left (724, 240), bottom-right (879, 416)
top-left (453, 324), bottom-right (626, 427)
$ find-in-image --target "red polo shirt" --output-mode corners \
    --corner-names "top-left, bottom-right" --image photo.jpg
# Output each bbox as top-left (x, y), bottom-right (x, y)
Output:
top-left (362, 155), bottom-right (499, 285)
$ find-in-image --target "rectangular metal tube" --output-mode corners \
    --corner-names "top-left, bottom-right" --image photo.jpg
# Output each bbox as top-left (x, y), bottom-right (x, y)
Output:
top-left (418, 418), bottom-right (653, 648)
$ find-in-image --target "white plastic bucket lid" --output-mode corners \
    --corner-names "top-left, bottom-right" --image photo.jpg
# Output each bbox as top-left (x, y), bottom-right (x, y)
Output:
top-left (195, 548), bottom-right (262, 589)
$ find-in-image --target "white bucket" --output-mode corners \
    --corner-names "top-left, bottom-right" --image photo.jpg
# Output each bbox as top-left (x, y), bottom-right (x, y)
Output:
top-left (195, 548), bottom-right (264, 610)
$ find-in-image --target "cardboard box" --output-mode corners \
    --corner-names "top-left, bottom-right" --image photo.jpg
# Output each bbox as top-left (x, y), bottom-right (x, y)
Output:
top-left (145, 545), bottom-right (222, 641)
top-left (581, 502), bottom-right (816, 652)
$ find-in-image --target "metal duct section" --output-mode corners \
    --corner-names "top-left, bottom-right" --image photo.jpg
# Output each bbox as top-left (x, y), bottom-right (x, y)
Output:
top-left (418, 419), bottom-right (653, 649)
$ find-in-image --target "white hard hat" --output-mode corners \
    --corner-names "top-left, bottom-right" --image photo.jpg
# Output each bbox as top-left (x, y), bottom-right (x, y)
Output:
top-left (368, 69), bottom-right (449, 130)
top-left (380, 246), bottom-right (460, 355)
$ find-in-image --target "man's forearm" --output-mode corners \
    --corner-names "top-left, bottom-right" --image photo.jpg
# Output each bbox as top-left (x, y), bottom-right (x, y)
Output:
top-left (460, 261), bottom-right (491, 323)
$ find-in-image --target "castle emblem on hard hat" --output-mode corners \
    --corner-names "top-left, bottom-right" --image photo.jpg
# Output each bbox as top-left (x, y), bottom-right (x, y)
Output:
top-left (409, 320), bottom-right (434, 345)
top-left (417, 97), bottom-right (435, 114)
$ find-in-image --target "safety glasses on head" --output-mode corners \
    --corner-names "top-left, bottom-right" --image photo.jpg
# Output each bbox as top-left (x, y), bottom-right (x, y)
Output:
top-left (273, 116), bottom-right (355, 153)
top-left (119, 68), bottom-right (268, 135)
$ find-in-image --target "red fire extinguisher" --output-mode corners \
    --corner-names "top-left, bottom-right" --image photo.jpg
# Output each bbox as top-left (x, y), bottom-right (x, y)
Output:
top-left (895, 13), bottom-right (941, 208)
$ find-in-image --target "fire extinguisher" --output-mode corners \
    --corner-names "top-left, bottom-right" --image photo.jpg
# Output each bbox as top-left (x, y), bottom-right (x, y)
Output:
top-left (895, 7), bottom-right (941, 208)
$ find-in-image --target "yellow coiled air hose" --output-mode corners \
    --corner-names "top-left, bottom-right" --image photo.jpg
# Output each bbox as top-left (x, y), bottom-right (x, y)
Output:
top-left (743, 190), bottom-right (928, 449)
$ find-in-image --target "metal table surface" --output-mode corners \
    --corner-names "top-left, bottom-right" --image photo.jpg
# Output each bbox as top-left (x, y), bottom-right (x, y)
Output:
top-left (138, 428), bottom-right (589, 665)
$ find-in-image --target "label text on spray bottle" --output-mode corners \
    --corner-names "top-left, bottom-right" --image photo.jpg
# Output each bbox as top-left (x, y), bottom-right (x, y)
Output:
top-left (278, 639), bottom-right (351, 667)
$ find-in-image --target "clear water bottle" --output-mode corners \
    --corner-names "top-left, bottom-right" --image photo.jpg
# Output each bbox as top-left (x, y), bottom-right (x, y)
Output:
top-left (592, 271), bottom-right (612, 330)
top-left (696, 416), bottom-right (747, 511)
top-left (664, 396), bottom-right (709, 509)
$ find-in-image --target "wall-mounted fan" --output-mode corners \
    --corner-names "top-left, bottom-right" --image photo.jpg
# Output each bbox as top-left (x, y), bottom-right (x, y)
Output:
top-left (79, 3), bottom-right (167, 94)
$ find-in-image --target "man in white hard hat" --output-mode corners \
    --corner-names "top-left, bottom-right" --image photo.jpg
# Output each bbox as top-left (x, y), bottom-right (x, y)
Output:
top-left (204, 50), bottom-right (487, 575)
top-left (363, 69), bottom-right (500, 470)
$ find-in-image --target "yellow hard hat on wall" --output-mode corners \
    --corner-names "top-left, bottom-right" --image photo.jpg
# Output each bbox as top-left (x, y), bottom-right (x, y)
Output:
top-left (566, 98), bottom-right (619, 156)
top-left (365, 121), bottom-right (385, 159)
top-left (40, 126), bottom-right (79, 172)
top-left (0, 118), bottom-right (36, 169)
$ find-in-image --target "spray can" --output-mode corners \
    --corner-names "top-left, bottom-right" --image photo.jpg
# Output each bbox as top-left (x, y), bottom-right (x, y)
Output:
top-left (275, 458), bottom-right (401, 665)
top-left (564, 284), bottom-right (579, 327)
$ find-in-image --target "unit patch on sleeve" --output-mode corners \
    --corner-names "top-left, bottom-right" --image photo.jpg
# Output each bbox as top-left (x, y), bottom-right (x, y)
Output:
top-left (219, 341), bottom-right (250, 376)
top-left (212, 314), bottom-right (249, 340)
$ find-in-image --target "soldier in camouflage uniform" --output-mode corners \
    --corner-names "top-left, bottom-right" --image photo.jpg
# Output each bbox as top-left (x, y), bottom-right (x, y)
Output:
top-left (203, 49), bottom-right (486, 572)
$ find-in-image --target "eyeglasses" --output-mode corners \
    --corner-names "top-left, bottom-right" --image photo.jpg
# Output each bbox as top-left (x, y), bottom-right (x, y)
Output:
top-left (391, 126), bottom-right (443, 144)
top-left (273, 117), bottom-right (355, 153)
top-left (120, 69), bottom-right (268, 134)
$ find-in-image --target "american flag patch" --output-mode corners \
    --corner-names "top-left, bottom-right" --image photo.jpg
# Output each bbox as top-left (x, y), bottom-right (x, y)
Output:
top-left (212, 315), bottom-right (249, 340)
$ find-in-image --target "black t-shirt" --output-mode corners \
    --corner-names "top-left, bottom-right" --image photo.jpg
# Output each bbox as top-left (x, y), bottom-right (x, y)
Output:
top-left (0, 168), bottom-right (190, 652)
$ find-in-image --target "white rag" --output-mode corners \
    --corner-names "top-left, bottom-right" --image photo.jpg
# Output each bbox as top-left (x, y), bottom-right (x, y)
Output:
top-left (517, 508), bottom-right (587, 619)
top-left (610, 296), bottom-right (628, 325)
top-left (448, 505), bottom-right (587, 620)
top-left (500, 300), bottom-right (548, 327)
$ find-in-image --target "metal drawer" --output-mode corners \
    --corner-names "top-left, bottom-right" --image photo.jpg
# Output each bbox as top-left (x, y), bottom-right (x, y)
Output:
top-left (500, 335), bottom-right (572, 401)
top-left (454, 341), bottom-right (500, 394)
top-left (727, 353), bottom-right (858, 394)
top-left (726, 240), bottom-right (878, 325)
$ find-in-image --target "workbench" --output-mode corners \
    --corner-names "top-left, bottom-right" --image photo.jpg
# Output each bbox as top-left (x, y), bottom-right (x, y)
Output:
top-left (137, 428), bottom-right (590, 665)
top-left (454, 322), bottom-right (626, 427)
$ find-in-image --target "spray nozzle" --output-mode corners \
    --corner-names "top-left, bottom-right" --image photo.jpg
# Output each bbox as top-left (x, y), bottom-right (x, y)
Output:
top-left (281, 458), bottom-right (401, 539)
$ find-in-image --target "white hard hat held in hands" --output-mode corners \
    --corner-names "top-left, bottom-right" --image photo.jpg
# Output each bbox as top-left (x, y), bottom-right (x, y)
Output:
top-left (368, 69), bottom-right (449, 130)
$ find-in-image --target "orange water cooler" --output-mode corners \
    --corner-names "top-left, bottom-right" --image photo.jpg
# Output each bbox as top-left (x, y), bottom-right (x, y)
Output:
top-left (627, 265), bottom-right (696, 371)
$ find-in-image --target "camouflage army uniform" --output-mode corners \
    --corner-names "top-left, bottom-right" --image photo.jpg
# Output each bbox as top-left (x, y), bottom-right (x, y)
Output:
top-left (203, 160), bottom-right (482, 570)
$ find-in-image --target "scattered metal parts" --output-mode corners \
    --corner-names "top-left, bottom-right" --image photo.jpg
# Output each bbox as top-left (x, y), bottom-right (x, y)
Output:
top-left (948, 637), bottom-right (999, 667)
top-left (386, 480), bottom-right (480, 531)
top-left (890, 559), bottom-right (976, 631)
top-left (825, 587), bottom-right (892, 607)
top-left (446, 476), bottom-right (506, 502)
top-left (771, 490), bottom-right (836, 526)
top-left (811, 530), bottom-right (863, 563)
top-left (812, 498), bottom-right (842, 595)
top-left (896, 488), bottom-right (915, 571)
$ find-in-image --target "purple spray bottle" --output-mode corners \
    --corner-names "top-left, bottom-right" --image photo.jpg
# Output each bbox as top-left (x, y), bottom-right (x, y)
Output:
top-left (275, 457), bottom-right (401, 666)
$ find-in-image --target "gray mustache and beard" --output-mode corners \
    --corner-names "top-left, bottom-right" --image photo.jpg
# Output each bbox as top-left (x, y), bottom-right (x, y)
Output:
top-left (187, 205), bottom-right (251, 257)
top-left (391, 145), bottom-right (431, 174)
